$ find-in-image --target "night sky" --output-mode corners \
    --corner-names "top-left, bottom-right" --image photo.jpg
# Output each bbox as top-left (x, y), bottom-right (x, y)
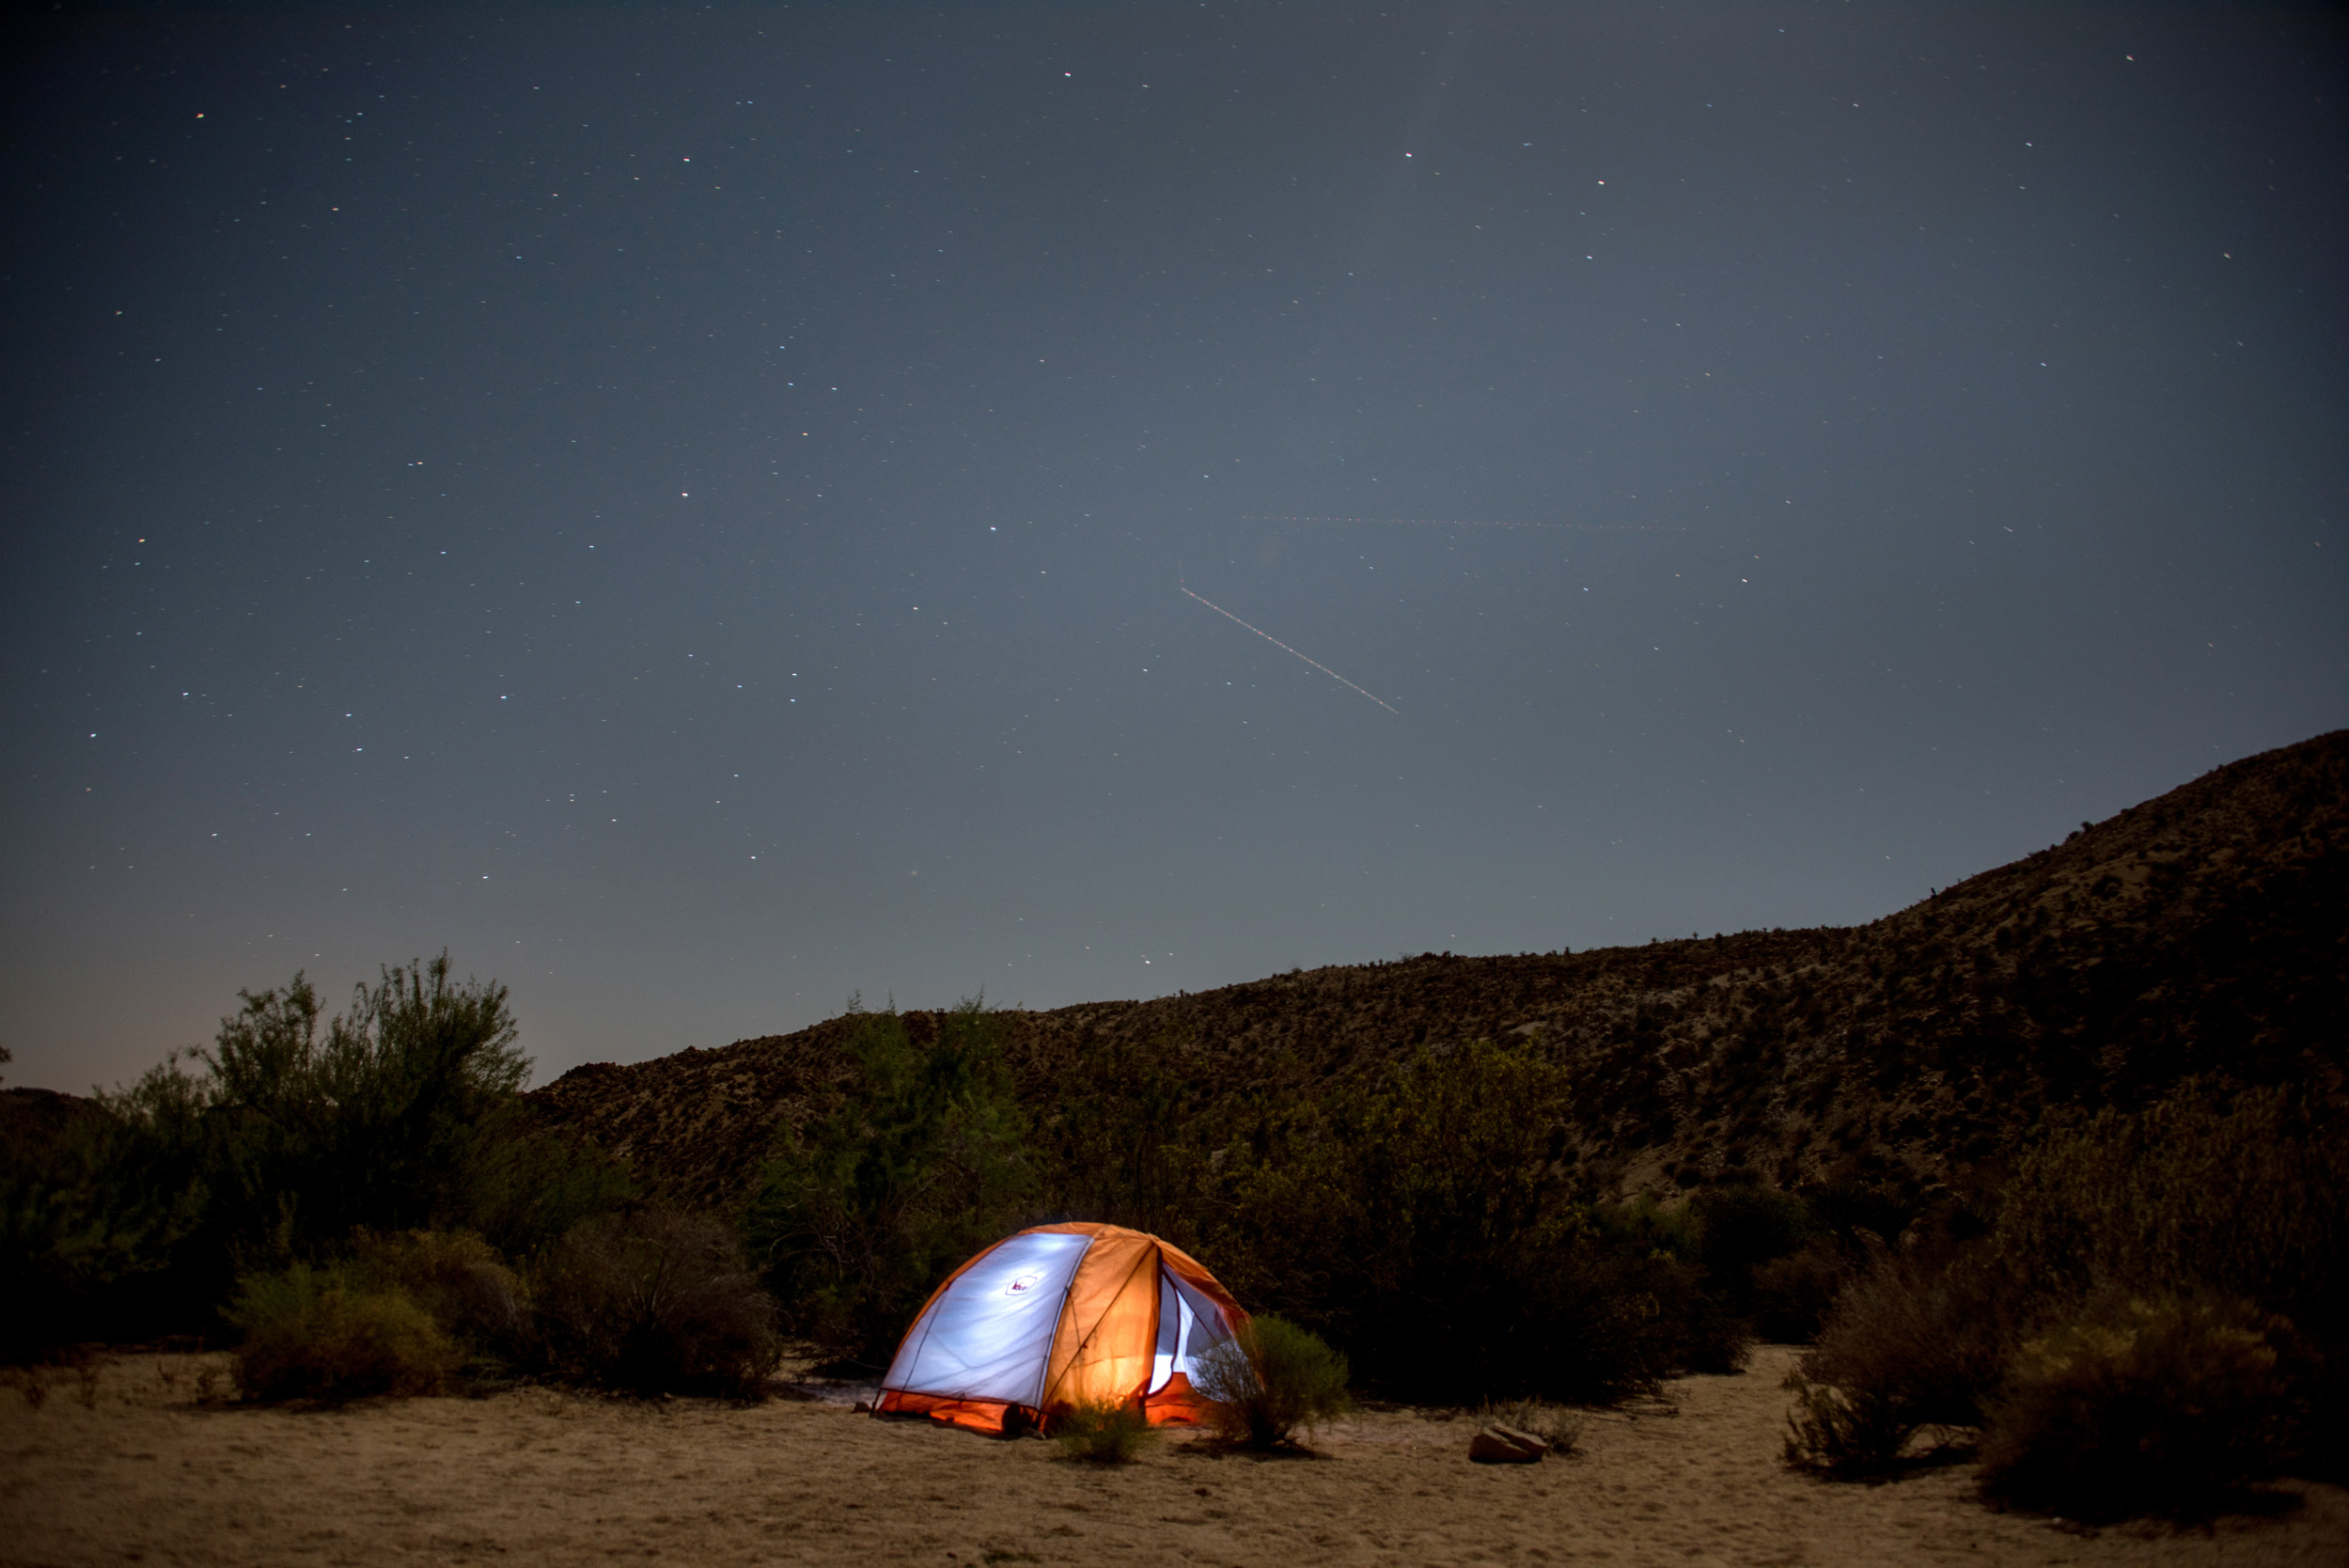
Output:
top-left (6, 3), bottom-right (2343, 1093)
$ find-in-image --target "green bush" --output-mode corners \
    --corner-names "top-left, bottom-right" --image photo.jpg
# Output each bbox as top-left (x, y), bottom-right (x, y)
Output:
top-left (1034, 1030), bottom-right (1218, 1243)
top-left (1591, 1191), bottom-right (1703, 1260)
top-left (1052, 1399), bottom-right (1157, 1464)
top-left (531, 1209), bottom-right (780, 1398)
top-left (458, 1121), bottom-right (635, 1262)
top-left (1994, 1085), bottom-right (2348, 1350)
top-left (1206, 1040), bottom-right (1738, 1403)
top-left (83, 955), bottom-right (606, 1339)
top-left (1783, 1083), bottom-right (2348, 1499)
top-left (346, 1230), bottom-right (529, 1373)
top-left (744, 1001), bottom-right (1030, 1362)
top-left (0, 1095), bottom-right (167, 1360)
top-left (227, 1262), bottom-right (457, 1403)
top-left (1979, 1294), bottom-right (2301, 1520)
top-left (1193, 1314), bottom-right (1352, 1450)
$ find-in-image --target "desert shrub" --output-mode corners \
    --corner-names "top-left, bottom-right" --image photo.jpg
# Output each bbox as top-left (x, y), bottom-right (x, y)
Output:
top-left (227, 1262), bottom-right (456, 1403)
top-left (1989, 1081), bottom-right (2349, 1484)
top-left (1786, 1083), bottom-right (2349, 1496)
top-left (1193, 1314), bottom-right (1352, 1450)
top-left (1205, 1040), bottom-right (1728, 1403)
top-left (531, 1209), bottom-right (779, 1398)
top-left (74, 955), bottom-right (610, 1346)
top-left (1655, 1258), bottom-right (1756, 1376)
top-left (1783, 1374), bottom-right (1926, 1476)
top-left (744, 1001), bottom-right (1031, 1362)
top-left (346, 1230), bottom-right (529, 1372)
top-left (979, 1023), bottom-right (1780, 1406)
top-left (1052, 1399), bottom-right (1157, 1464)
top-left (1978, 1294), bottom-right (2302, 1520)
top-left (1783, 1245), bottom-right (2021, 1475)
top-left (1994, 1084), bottom-right (2348, 1350)
top-left (459, 1122), bottom-right (635, 1262)
top-left (1543, 1213), bottom-right (1753, 1388)
top-left (126, 958), bottom-right (531, 1254)
top-left (1691, 1184), bottom-right (1817, 1320)
top-left (1034, 1031), bottom-right (1219, 1244)
top-left (1751, 1240), bottom-right (1848, 1342)
top-left (0, 1096), bottom-right (175, 1360)
top-left (1592, 1191), bottom-right (1702, 1262)
top-left (1583, 1195), bottom-right (1752, 1371)
top-left (1804, 1178), bottom-right (1921, 1255)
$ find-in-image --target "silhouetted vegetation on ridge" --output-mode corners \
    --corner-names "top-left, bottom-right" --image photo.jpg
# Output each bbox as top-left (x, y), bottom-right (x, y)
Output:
top-left (1, 956), bottom-right (630, 1372)
top-left (1, 732), bottom-right (2341, 1516)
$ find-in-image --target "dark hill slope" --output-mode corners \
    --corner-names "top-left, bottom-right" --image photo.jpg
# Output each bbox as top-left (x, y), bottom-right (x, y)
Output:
top-left (530, 731), bottom-right (2349, 1211)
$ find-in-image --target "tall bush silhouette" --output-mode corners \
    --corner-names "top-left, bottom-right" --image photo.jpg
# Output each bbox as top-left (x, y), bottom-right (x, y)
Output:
top-left (1205, 1038), bottom-right (1732, 1402)
top-left (8, 955), bottom-right (620, 1352)
top-left (744, 1000), bottom-right (1031, 1360)
top-left (532, 1209), bottom-right (779, 1398)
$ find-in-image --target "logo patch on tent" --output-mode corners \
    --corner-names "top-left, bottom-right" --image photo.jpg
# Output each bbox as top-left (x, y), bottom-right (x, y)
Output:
top-left (1005, 1272), bottom-right (1044, 1296)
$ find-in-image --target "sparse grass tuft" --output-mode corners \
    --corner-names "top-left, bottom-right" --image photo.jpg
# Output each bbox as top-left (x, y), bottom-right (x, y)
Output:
top-left (1052, 1398), bottom-right (1156, 1464)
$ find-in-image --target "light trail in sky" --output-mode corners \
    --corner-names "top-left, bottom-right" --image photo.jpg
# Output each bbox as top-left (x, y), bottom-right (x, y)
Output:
top-left (1180, 579), bottom-right (1399, 715)
top-left (1239, 515), bottom-right (1687, 531)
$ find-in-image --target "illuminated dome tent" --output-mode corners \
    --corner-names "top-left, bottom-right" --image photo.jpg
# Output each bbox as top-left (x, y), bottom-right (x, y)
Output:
top-left (877, 1222), bottom-right (1245, 1435)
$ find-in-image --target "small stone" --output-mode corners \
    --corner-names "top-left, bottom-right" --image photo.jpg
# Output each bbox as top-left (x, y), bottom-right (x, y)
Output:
top-left (1469, 1425), bottom-right (1545, 1464)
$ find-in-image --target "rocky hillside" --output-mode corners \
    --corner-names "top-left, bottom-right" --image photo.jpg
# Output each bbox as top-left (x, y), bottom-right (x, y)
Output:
top-left (530, 731), bottom-right (2349, 1211)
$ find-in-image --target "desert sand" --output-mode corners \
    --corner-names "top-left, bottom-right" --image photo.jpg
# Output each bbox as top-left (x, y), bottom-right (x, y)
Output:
top-left (4, 1345), bottom-right (2341, 1567)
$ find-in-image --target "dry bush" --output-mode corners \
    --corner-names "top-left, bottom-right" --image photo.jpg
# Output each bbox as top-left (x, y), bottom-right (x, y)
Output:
top-left (1193, 1314), bottom-right (1352, 1450)
top-left (227, 1262), bottom-right (457, 1403)
top-left (1051, 1399), bottom-right (1157, 1464)
top-left (1782, 1245), bottom-right (2018, 1475)
top-left (531, 1209), bottom-right (779, 1398)
top-left (1750, 1240), bottom-right (1848, 1342)
top-left (1782, 1373), bottom-right (1933, 1476)
top-left (1995, 1087), bottom-right (2347, 1327)
top-left (1784, 1083), bottom-right (2346, 1499)
top-left (1978, 1294), bottom-right (2302, 1520)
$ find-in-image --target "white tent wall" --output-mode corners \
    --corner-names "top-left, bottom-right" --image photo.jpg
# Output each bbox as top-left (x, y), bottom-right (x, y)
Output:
top-left (883, 1229), bottom-right (1091, 1404)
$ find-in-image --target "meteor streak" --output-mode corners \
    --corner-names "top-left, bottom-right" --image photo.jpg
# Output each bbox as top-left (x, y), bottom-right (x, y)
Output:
top-left (1240, 515), bottom-right (1686, 531)
top-left (1180, 579), bottom-right (1399, 714)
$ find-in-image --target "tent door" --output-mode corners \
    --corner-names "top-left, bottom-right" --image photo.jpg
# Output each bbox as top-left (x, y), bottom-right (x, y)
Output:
top-left (1147, 1268), bottom-right (1193, 1395)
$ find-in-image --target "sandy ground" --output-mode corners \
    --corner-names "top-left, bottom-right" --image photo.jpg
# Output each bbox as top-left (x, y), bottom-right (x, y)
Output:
top-left (3, 1345), bottom-right (2341, 1568)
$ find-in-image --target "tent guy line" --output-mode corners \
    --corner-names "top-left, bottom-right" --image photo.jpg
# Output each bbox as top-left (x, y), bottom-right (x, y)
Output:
top-left (1179, 576), bottom-right (1400, 715)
